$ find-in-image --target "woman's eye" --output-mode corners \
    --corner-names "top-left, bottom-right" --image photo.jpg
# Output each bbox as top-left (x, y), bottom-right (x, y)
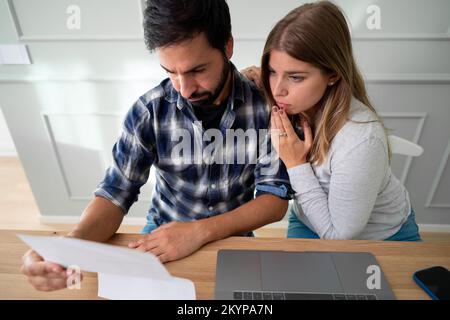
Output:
top-left (290, 76), bottom-right (304, 82)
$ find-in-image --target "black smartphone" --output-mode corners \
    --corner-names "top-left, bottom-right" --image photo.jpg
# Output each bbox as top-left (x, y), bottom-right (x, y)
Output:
top-left (413, 266), bottom-right (450, 300)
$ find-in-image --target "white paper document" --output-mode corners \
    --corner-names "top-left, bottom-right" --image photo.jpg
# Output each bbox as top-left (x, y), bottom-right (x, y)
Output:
top-left (18, 234), bottom-right (196, 300)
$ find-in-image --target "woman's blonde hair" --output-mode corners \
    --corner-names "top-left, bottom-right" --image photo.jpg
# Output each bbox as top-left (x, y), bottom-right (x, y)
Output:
top-left (261, 1), bottom-right (389, 165)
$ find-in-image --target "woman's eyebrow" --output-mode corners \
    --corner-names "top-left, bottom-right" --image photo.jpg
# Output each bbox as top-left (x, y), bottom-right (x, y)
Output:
top-left (286, 70), bottom-right (309, 75)
top-left (268, 64), bottom-right (309, 74)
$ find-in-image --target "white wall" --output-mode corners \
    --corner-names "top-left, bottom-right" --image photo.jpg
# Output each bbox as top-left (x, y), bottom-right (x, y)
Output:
top-left (0, 107), bottom-right (16, 156)
top-left (0, 0), bottom-right (449, 227)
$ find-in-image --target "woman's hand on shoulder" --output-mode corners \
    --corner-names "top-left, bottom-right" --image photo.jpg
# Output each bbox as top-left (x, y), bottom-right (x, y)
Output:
top-left (240, 65), bottom-right (262, 90)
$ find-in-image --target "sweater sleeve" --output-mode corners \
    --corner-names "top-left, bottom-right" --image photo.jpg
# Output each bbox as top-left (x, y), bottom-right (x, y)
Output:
top-left (287, 137), bottom-right (388, 239)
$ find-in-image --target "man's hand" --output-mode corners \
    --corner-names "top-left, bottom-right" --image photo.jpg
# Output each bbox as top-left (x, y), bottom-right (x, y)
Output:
top-left (20, 249), bottom-right (82, 292)
top-left (128, 220), bottom-right (209, 263)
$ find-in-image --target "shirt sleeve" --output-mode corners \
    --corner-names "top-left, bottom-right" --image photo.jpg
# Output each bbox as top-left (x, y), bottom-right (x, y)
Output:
top-left (287, 137), bottom-right (388, 239)
top-left (254, 130), bottom-right (293, 200)
top-left (94, 98), bottom-right (156, 214)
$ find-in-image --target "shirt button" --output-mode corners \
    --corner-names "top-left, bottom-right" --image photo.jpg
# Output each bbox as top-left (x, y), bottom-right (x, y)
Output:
top-left (208, 206), bottom-right (214, 211)
top-left (211, 184), bottom-right (216, 189)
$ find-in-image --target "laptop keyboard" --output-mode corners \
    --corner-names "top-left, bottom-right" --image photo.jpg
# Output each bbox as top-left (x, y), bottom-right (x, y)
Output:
top-left (233, 291), bottom-right (378, 300)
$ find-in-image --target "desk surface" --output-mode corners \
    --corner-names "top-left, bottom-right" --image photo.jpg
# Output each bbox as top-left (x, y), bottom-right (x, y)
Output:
top-left (1, 230), bottom-right (449, 300)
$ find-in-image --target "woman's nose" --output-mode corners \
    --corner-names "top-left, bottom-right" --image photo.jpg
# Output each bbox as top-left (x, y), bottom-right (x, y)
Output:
top-left (273, 79), bottom-right (288, 97)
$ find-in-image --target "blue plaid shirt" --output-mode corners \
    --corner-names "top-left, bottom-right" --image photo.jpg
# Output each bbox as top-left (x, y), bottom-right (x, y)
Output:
top-left (95, 65), bottom-right (292, 227)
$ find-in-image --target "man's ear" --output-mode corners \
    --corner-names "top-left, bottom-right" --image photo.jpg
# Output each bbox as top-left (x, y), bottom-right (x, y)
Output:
top-left (225, 36), bottom-right (234, 60)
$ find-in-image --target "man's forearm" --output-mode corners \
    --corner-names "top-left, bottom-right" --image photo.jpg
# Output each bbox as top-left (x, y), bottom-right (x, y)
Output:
top-left (67, 196), bottom-right (124, 242)
top-left (200, 194), bottom-right (288, 243)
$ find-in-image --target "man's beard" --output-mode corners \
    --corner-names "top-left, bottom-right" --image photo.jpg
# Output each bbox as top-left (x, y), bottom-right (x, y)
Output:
top-left (189, 56), bottom-right (231, 107)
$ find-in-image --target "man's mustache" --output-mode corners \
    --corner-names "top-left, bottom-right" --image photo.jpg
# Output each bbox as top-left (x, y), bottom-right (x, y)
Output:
top-left (189, 92), bottom-right (211, 100)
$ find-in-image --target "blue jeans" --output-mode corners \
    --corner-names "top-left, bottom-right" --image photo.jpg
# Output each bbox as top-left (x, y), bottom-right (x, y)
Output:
top-left (141, 218), bottom-right (158, 234)
top-left (287, 207), bottom-right (422, 241)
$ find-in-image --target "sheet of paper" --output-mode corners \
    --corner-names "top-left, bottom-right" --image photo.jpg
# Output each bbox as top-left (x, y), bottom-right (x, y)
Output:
top-left (98, 274), bottom-right (195, 300)
top-left (18, 234), bottom-right (196, 300)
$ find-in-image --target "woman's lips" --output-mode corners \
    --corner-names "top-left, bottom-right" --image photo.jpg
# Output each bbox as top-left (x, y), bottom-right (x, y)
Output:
top-left (276, 102), bottom-right (291, 109)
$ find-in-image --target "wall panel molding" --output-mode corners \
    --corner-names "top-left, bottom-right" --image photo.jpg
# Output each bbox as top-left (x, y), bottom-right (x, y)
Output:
top-left (6, 0), bottom-right (450, 42)
top-left (41, 112), bottom-right (153, 202)
top-left (5, 0), bottom-right (22, 39)
top-left (235, 34), bottom-right (450, 42)
top-left (379, 112), bottom-right (427, 185)
top-left (1, 75), bottom-right (450, 84)
top-left (352, 33), bottom-right (450, 41)
top-left (42, 114), bottom-right (72, 199)
top-left (6, 0), bottom-right (144, 41)
top-left (426, 138), bottom-right (450, 208)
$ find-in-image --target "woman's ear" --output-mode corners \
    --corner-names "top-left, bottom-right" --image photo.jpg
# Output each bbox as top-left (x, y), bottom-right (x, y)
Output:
top-left (225, 36), bottom-right (234, 60)
top-left (328, 73), bottom-right (340, 86)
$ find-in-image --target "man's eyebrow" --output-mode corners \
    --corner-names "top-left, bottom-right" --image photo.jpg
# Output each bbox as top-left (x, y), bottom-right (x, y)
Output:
top-left (160, 63), bottom-right (209, 74)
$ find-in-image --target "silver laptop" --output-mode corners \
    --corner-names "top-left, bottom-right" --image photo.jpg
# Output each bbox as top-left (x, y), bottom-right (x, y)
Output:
top-left (215, 250), bottom-right (396, 300)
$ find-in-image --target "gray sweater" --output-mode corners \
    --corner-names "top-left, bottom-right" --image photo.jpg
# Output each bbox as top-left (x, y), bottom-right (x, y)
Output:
top-left (288, 97), bottom-right (411, 240)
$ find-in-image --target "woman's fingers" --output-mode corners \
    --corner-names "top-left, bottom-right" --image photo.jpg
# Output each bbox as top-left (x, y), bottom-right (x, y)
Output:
top-left (270, 110), bottom-right (275, 130)
top-left (278, 109), bottom-right (296, 138)
top-left (240, 66), bottom-right (261, 87)
top-left (271, 107), bottom-right (284, 133)
top-left (270, 108), bottom-right (279, 134)
top-left (302, 118), bottom-right (313, 147)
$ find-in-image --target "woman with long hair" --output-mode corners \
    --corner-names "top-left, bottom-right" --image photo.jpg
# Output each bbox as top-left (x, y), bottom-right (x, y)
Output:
top-left (250, 1), bottom-right (421, 240)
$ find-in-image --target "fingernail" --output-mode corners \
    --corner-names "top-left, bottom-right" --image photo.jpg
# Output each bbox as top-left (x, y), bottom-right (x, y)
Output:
top-left (272, 106), bottom-right (278, 112)
top-left (279, 110), bottom-right (284, 115)
top-left (304, 121), bottom-right (309, 127)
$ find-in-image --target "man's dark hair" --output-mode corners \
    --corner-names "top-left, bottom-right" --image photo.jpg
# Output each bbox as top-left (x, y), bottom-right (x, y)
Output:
top-left (143, 0), bottom-right (232, 53)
